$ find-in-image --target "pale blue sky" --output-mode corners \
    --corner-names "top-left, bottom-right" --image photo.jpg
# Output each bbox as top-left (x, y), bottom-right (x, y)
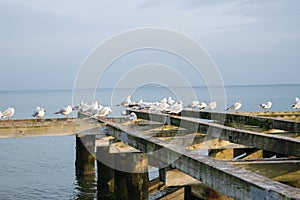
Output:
top-left (0, 0), bottom-right (299, 90)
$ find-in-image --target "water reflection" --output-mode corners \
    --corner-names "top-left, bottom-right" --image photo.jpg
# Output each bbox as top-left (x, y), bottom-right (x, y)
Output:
top-left (73, 174), bottom-right (97, 200)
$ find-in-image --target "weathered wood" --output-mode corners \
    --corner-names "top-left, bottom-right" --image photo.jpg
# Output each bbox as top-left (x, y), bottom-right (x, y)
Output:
top-left (148, 187), bottom-right (183, 200)
top-left (191, 184), bottom-right (233, 200)
top-left (165, 169), bottom-right (200, 187)
top-left (114, 153), bottom-right (149, 200)
top-left (180, 110), bottom-right (300, 133)
top-left (75, 135), bottom-right (95, 176)
top-left (246, 111), bottom-right (300, 121)
top-left (96, 138), bottom-right (114, 199)
top-left (0, 118), bottom-right (101, 138)
top-left (128, 110), bottom-right (300, 157)
top-left (100, 118), bottom-right (300, 200)
top-left (231, 158), bottom-right (300, 182)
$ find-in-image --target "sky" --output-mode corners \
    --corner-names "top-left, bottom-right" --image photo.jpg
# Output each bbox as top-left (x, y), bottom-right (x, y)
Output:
top-left (0, 0), bottom-right (299, 90)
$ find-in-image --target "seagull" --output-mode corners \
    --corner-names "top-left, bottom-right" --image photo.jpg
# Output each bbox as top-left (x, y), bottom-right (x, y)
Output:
top-left (85, 100), bottom-right (99, 113)
top-left (187, 100), bottom-right (199, 110)
top-left (1, 108), bottom-right (15, 120)
top-left (292, 97), bottom-right (300, 111)
top-left (117, 96), bottom-right (132, 107)
top-left (72, 101), bottom-right (84, 111)
top-left (207, 101), bottom-right (217, 111)
top-left (121, 110), bottom-right (127, 116)
top-left (90, 106), bottom-right (112, 119)
top-left (54, 105), bottom-right (72, 118)
top-left (168, 101), bottom-right (183, 115)
top-left (167, 97), bottom-right (175, 106)
top-left (196, 102), bottom-right (207, 110)
top-left (125, 112), bottom-right (137, 122)
top-left (259, 101), bottom-right (272, 112)
top-left (32, 106), bottom-right (46, 118)
top-left (156, 98), bottom-right (169, 112)
top-left (226, 101), bottom-right (242, 112)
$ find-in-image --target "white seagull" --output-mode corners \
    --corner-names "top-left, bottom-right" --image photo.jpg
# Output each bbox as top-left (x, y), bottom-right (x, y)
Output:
top-left (54, 105), bottom-right (72, 118)
top-left (125, 112), bottom-right (137, 122)
top-left (207, 101), bottom-right (217, 111)
top-left (117, 96), bottom-right (132, 107)
top-left (90, 106), bottom-right (112, 119)
top-left (32, 106), bottom-right (46, 118)
top-left (167, 97), bottom-right (175, 106)
top-left (197, 102), bottom-right (207, 110)
top-left (292, 97), bottom-right (300, 110)
top-left (259, 101), bottom-right (272, 112)
top-left (168, 101), bottom-right (183, 115)
top-left (1, 108), bottom-right (15, 120)
top-left (187, 100), bottom-right (199, 110)
top-left (226, 101), bottom-right (242, 112)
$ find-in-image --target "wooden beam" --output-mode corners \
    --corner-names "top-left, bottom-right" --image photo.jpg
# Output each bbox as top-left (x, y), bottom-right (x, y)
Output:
top-left (180, 110), bottom-right (300, 133)
top-left (0, 118), bottom-right (101, 138)
top-left (100, 118), bottom-right (300, 200)
top-left (231, 159), bottom-right (300, 182)
top-left (128, 110), bottom-right (300, 157)
top-left (149, 187), bottom-right (183, 200)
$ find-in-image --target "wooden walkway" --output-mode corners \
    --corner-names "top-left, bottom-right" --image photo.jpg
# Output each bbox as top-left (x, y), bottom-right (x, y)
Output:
top-left (93, 109), bottom-right (300, 199)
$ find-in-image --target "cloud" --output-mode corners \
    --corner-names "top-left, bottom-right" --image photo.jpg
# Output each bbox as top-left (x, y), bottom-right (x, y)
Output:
top-left (0, 0), bottom-right (299, 90)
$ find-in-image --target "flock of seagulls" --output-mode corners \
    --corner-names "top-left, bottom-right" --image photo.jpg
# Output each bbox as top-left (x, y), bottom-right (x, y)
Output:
top-left (0, 96), bottom-right (299, 120)
top-left (117, 96), bottom-right (300, 114)
top-left (75, 101), bottom-right (112, 119)
top-left (118, 96), bottom-right (184, 115)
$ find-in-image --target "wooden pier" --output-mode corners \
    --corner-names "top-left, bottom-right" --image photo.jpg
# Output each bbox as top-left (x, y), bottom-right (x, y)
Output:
top-left (0, 118), bottom-right (101, 138)
top-left (0, 110), bottom-right (300, 199)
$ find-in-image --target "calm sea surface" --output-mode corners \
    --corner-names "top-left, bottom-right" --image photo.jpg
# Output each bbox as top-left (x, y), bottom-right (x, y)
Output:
top-left (0, 84), bottom-right (299, 199)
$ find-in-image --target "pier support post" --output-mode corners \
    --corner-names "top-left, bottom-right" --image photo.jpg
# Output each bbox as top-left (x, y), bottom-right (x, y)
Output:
top-left (158, 164), bottom-right (172, 184)
top-left (114, 153), bottom-right (149, 200)
top-left (96, 139), bottom-right (114, 199)
top-left (75, 135), bottom-right (95, 176)
top-left (184, 185), bottom-right (192, 199)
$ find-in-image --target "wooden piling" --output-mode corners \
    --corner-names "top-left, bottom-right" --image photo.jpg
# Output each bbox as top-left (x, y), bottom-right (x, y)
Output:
top-left (114, 153), bottom-right (149, 200)
top-left (96, 144), bottom-right (114, 199)
top-left (75, 135), bottom-right (95, 176)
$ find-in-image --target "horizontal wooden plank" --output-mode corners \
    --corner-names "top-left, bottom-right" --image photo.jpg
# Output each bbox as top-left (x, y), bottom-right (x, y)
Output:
top-left (127, 110), bottom-right (300, 157)
top-left (0, 118), bottom-right (102, 138)
top-left (180, 110), bottom-right (300, 133)
top-left (99, 118), bottom-right (300, 200)
top-left (230, 159), bottom-right (300, 182)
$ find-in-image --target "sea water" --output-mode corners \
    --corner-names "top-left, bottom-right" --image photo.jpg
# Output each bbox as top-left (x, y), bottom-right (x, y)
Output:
top-left (0, 84), bottom-right (299, 199)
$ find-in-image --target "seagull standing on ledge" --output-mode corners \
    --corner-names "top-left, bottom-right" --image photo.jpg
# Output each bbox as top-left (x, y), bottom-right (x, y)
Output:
top-left (168, 101), bottom-right (183, 115)
top-left (292, 97), bottom-right (300, 111)
top-left (259, 101), bottom-right (272, 112)
top-left (117, 95), bottom-right (132, 107)
top-left (32, 106), bottom-right (46, 118)
top-left (207, 101), bottom-right (217, 111)
top-left (54, 105), bottom-right (72, 118)
top-left (90, 106), bottom-right (112, 119)
top-left (125, 112), bottom-right (137, 122)
top-left (197, 102), bottom-right (207, 110)
top-left (1, 108), bottom-right (15, 119)
top-left (226, 101), bottom-right (242, 112)
top-left (187, 100), bottom-right (199, 110)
